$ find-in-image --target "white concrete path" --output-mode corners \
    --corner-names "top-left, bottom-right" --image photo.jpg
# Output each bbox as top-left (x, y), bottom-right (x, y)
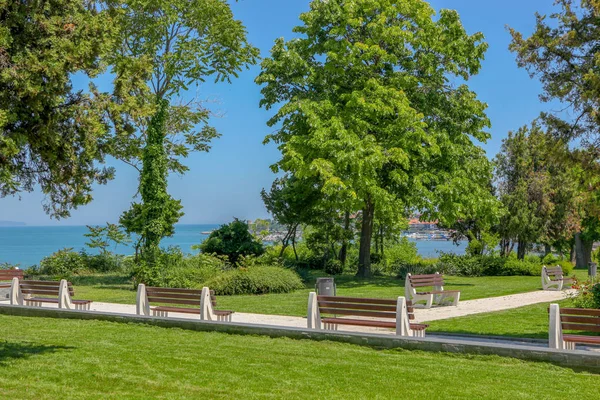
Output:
top-left (81, 289), bottom-right (576, 336)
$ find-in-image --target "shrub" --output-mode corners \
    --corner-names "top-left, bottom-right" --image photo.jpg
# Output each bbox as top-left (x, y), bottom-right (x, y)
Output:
top-left (572, 280), bottom-right (600, 309)
top-left (324, 259), bottom-right (343, 275)
top-left (205, 266), bottom-right (304, 295)
top-left (131, 247), bottom-right (226, 288)
top-left (393, 259), bottom-right (439, 279)
top-left (38, 248), bottom-right (86, 278)
top-left (199, 219), bottom-right (264, 264)
top-left (438, 253), bottom-right (486, 276)
top-left (82, 252), bottom-right (123, 273)
top-left (502, 258), bottom-right (540, 276)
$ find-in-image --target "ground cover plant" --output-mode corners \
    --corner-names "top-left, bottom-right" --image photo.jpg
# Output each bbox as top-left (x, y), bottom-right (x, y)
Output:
top-left (0, 315), bottom-right (598, 399)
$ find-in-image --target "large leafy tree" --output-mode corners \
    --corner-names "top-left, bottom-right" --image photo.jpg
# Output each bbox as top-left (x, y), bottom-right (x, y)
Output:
top-left (510, 0), bottom-right (600, 265)
top-left (257, 0), bottom-right (492, 276)
top-left (103, 0), bottom-right (258, 258)
top-left (494, 122), bottom-right (580, 259)
top-left (0, 0), bottom-right (116, 217)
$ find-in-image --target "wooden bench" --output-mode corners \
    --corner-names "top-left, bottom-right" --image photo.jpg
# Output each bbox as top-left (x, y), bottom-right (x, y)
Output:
top-left (405, 272), bottom-right (460, 308)
top-left (542, 265), bottom-right (571, 291)
top-left (549, 304), bottom-right (600, 350)
top-left (136, 284), bottom-right (233, 322)
top-left (0, 269), bottom-right (23, 290)
top-left (9, 279), bottom-right (92, 310)
top-left (307, 293), bottom-right (428, 337)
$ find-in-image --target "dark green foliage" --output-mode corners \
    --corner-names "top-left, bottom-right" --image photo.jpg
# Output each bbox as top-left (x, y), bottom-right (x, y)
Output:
top-left (131, 247), bottom-right (226, 288)
top-left (200, 219), bottom-right (264, 264)
top-left (204, 266), bottom-right (304, 295)
top-left (37, 248), bottom-right (87, 278)
top-left (437, 253), bottom-right (573, 277)
top-left (120, 99), bottom-right (183, 262)
top-left (393, 259), bottom-right (439, 280)
top-left (0, 0), bottom-right (116, 217)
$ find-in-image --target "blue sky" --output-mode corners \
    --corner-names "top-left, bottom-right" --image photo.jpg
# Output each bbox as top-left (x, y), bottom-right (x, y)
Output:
top-left (1, 0), bottom-right (562, 226)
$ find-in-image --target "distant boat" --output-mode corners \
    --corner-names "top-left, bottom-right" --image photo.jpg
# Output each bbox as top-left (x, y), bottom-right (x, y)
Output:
top-left (201, 231), bottom-right (213, 235)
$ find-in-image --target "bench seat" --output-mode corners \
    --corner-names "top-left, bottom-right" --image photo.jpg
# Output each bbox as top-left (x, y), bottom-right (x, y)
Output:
top-left (322, 317), bottom-right (428, 331)
top-left (563, 334), bottom-right (600, 345)
top-left (416, 290), bottom-right (460, 295)
top-left (152, 306), bottom-right (233, 317)
top-left (25, 297), bottom-right (92, 306)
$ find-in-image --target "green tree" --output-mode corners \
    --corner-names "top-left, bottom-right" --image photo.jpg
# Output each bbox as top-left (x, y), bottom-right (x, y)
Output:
top-left (494, 122), bottom-right (580, 259)
top-left (119, 100), bottom-right (183, 260)
top-left (105, 0), bottom-right (258, 260)
top-left (0, 0), bottom-right (116, 217)
top-left (199, 219), bottom-right (264, 264)
top-left (261, 175), bottom-right (322, 259)
top-left (257, 0), bottom-right (492, 276)
top-left (510, 0), bottom-right (600, 266)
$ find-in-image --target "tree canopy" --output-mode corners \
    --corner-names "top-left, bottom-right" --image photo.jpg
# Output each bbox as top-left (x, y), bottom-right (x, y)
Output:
top-left (257, 0), bottom-right (494, 276)
top-left (0, 0), bottom-right (116, 217)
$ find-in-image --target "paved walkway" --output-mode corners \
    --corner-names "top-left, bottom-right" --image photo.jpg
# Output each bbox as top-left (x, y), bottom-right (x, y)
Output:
top-left (85, 289), bottom-right (576, 336)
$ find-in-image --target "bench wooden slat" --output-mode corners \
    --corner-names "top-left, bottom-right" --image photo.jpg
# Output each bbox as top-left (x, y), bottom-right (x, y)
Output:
top-left (563, 334), bottom-right (600, 344)
top-left (145, 292), bottom-right (201, 301)
top-left (561, 323), bottom-right (600, 333)
top-left (147, 287), bottom-right (203, 295)
top-left (21, 280), bottom-right (72, 287)
top-left (561, 308), bottom-right (600, 317)
top-left (317, 301), bottom-right (398, 312)
top-left (21, 289), bottom-right (60, 296)
top-left (317, 295), bottom-right (397, 305)
top-left (25, 298), bottom-right (59, 303)
top-left (147, 297), bottom-right (200, 306)
top-left (561, 316), bottom-right (600, 326)
top-left (318, 308), bottom-right (397, 319)
top-left (151, 306), bottom-right (233, 316)
top-left (322, 317), bottom-right (396, 329)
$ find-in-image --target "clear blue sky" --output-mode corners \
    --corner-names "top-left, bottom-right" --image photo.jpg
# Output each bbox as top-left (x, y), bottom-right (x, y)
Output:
top-left (1, 0), bottom-right (561, 226)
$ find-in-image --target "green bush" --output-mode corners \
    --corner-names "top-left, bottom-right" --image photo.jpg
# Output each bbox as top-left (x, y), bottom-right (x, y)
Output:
top-left (199, 219), bottom-right (264, 264)
top-left (37, 248), bottom-right (86, 278)
top-left (438, 253), bottom-right (486, 276)
top-left (502, 258), bottom-right (540, 276)
top-left (131, 247), bottom-right (226, 288)
top-left (324, 259), bottom-right (343, 275)
top-left (437, 253), bottom-right (554, 277)
top-left (82, 252), bottom-right (123, 273)
top-left (205, 266), bottom-right (304, 295)
top-left (393, 259), bottom-right (439, 279)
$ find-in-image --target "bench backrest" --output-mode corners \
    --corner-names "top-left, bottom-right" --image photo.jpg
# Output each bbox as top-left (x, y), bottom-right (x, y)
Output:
top-left (543, 266), bottom-right (563, 278)
top-left (0, 269), bottom-right (24, 281)
top-left (316, 295), bottom-right (416, 321)
top-left (146, 287), bottom-right (218, 307)
top-left (407, 273), bottom-right (445, 288)
top-left (20, 280), bottom-right (74, 297)
top-left (559, 308), bottom-right (600, 333)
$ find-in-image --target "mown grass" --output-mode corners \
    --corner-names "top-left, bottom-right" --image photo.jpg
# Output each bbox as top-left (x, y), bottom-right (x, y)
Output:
top-left (426, 299), bottom-right (575, 339)
top-left (0, 314), bottom-right (598, 399)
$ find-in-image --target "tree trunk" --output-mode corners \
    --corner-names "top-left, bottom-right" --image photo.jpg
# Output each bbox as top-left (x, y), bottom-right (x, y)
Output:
top-left (339, 212), bottom-right (350, 265)
top-left (570, 243), bottom-right (576, 264)
top-left (291, 225), bottom-right (298, 261)
top-left (575, 232), bottom-right (593, 269)
top-left (544, 244), bottom-right (551, 257)
top-left (517, 240), bottom-right (526, 260)
top-left (357, 198), bottom-right (375, 277)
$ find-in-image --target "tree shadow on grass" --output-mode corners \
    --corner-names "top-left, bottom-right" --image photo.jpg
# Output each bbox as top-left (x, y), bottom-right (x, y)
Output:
top-left (0, 341), bottom-right (74, 366)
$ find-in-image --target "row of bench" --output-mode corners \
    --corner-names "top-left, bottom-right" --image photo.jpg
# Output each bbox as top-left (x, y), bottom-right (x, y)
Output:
top-left (2, 269), bottom-right (599, 348)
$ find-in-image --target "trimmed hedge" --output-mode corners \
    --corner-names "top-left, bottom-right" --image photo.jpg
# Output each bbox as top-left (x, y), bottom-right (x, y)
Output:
top-left (205, 266), bottom-right (304, 295)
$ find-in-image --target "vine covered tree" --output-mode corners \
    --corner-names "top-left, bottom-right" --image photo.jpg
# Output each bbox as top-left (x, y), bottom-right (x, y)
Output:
top-left (0, 0), bottom-right (116, 217)
top-left (257, 0), bottom-right (493, 276)
top-left (105, 0), bottom-right (258, 260)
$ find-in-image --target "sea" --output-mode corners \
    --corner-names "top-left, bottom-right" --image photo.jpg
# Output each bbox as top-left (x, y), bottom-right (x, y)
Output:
top-left (0, 224), bottom-right (466, 268)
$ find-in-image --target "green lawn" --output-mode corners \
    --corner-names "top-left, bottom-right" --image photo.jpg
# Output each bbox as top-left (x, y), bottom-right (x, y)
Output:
top-left (68, 270), bottom-right (588, 317)
top-left (0, 314), bottom-right (597, 399)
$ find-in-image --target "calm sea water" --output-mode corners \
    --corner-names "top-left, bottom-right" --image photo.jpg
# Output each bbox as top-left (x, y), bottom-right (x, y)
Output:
top-left (0, 224), bottom-right (466, 267)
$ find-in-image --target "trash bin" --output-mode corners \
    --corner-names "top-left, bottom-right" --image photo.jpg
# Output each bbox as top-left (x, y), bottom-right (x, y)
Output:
top-left (589, 262), bottom-right (598, 278)
top-left (315, 277), bottom-right (336, 296)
